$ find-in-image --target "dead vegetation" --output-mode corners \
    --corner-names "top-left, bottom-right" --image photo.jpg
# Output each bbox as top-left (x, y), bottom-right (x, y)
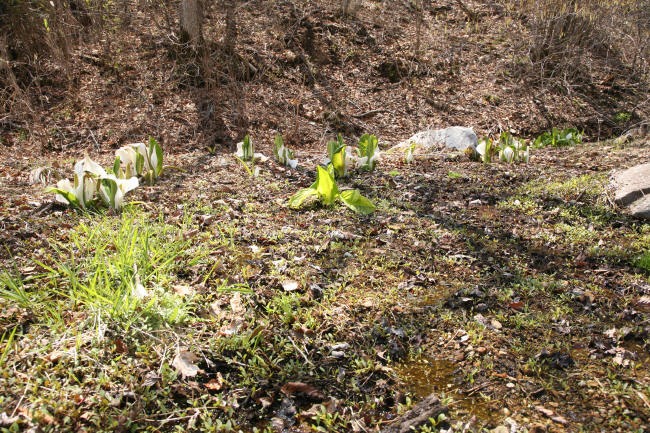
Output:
top-left (1, 0), bottom-right (648, 152)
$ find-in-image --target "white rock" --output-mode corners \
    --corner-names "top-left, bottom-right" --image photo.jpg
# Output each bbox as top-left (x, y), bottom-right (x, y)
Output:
top-left (391, 126), bottom-right (479, 154)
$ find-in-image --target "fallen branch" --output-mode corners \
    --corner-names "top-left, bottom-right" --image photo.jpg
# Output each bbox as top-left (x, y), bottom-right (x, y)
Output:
top-left (380, 394), bottom-right (448, 433)
top-left (352, 109), bottom-right (391, 119)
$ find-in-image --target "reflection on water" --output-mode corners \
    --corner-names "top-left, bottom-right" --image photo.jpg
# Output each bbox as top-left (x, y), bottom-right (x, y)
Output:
top-left (396, 355), bottom-right (501, 423)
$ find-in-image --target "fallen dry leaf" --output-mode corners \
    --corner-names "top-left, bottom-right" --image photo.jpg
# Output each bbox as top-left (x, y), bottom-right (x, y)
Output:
top-left (173, 350), bottom-right (201, 378)
top-left (282, 280), bottom-right (299, 292)
top-left (280, 381), bottom-right (326, 400)
top-left (143, 370), bottom-right (160, 387)
top-left (535, 405), bottom-right (555, 417)
top-left (230, 292), bottom-right (244, 314)
top-left (172, 284), bottom-right (196, 297)
top-left (637, 295), bottom-right (650, 312)
top-left (536, 405), bottom-right (568, 424)
top-left (204, 373), bottom-right (224, 391)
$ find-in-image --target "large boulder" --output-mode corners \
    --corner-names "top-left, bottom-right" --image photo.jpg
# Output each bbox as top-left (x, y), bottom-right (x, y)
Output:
top-left (610, 163), bottom-right (650, 219)
top-left (390, 126), bottom-right (478, 154)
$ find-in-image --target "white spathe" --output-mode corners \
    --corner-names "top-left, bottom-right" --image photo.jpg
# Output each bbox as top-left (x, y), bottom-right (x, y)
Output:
top-left (235, 141), bottom-right (268, 162)
top-left (129, 142), bottom-right (158, 173)
top-left (276, 144), bottom-right (298, 169)
top-left (53, 178), bottom-right (75, 205)
top-left (99, 174), bottom-right (139, 210)
top-left (116, 146), bottom-right (138, 177)
top-left (72, 155), bottom-right (108, 208)
top-left (500, 146), bottom-right (515, 162)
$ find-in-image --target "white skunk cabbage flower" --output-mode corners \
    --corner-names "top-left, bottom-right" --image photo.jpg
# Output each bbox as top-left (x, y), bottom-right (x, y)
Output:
top-left (367, 150), bottom-right (379, 170)
top-left (235, 141), bottom-right (267, 162)
top-left (275, 144), bottom-right (298, 169)
top-left (47, 155), bottom-right (107, 209)
top-left (405, 142), bottom-right (416, 163)
top-left (344, 152), bottom-right (358, 176)
top-left (235, 135), bottom-right (267, 162)
top-left (99, 174), bottom-right (139, 211)
top-left (115, 146), bottom-right (138, 178)
top-left (476, 140), bottom-right (487, 157)
top-left (74, 156), bottom-right (107, 207)
top-left (129, 142), bottom-right (158, 173)
top-left (52, 178), bottom-right (78, 205)
top-left (500, 146), bottom-right (515, 163)
top-left (522, 146), bottom-right (530, 163)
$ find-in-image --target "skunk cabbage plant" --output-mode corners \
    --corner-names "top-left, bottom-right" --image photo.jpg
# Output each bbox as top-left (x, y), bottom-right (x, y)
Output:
top-left (289, 166), bottom-right (375, 214)
top-left (327, 134), bottom-right (350, 178)
top-left (47, 155), bottom-right (139, 211)
top-left (235, 135), bottom-right (267, 163)
top-left (475, 137), bottom-right (494, 163)
top-left (46, 156), bottom-right (107, 209)
top-left (498, 132), bottom-right (529, 163)
top-left (533, 127), bottom-right (583, 148)
top-left (404, 142), bottom-right (416, 163)
top-left (115, 146), bottom-right (138, 179)
top-left (357, 133), bottom-right (379, 170)
top-left (127, 137), bottom-right (163, 185)
top-left (273, 135), bottom-right (298, 169)
top-left (99, 175), bottom-right (139, 211)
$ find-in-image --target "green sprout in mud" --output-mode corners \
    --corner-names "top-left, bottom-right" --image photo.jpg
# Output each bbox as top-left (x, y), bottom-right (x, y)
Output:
top-left (289, 165), bottom-right (375, 214)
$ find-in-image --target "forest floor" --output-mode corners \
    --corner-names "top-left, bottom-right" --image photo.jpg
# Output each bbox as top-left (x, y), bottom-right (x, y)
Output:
top-left (1, 137), bottom-right (649, 433)
top-left (1, 0), bottom-right (649, 432)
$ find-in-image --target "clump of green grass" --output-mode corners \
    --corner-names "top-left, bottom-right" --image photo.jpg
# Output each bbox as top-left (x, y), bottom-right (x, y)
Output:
top-left (1, 207), bottom-right (217, 330)
top-left (520, 174), bottom-right (606, 201)
top-left (635, 251), bottom-right (650, 272)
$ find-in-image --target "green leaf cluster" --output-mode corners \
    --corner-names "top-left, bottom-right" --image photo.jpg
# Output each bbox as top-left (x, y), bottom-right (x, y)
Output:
top-left (289, 166), bottom-right (375, 214)
top-left (533, 127), bottom-right (583, 148)
top-left (357, 133), bottom-right (378, 170)
top-left (327, 134), bottom-right (347, 178)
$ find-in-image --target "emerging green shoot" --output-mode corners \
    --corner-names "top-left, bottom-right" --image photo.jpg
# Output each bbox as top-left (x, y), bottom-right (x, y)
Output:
top-left (289, 166), bottom-right (375, 214)
top-left (327, 134), bottom-right (350, 178)
top-left (235, 135), bottom-right (267, 163)
top-left (273, 134), bottom-right (298, 169)
top-left (357, 133), bottom-right (379, 170)
top-left (405, 142), bottom-right (416, 163)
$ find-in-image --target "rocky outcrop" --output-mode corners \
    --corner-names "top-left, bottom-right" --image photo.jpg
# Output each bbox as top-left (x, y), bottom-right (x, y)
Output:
top-left (610, 163), bottom-right (650, 219)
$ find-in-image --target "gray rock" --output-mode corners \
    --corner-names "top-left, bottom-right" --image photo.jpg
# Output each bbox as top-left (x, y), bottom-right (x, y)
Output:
top-left (611, 163), bottom-right (650, 206)
top-left (629, 195), bottom-right (650, 219)
top-left (439, 126), bottom-right (479, 152)
top-left (610, 163), bottom-right (650, 219)
top-left (391, 126), bottom-right (478, 154)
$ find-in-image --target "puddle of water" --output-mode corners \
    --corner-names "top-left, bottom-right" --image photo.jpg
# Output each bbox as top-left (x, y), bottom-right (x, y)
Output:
top-left (398, 357), bottom-right (457, 397)
top-left (417, 285), bottom-right (457, 307)
top-left (622, 340), bottom-right (650, 364)
top-left (396, 356), bottom-right (500, 424)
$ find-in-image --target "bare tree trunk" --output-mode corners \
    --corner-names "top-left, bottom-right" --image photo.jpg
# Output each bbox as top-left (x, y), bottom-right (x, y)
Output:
top-left (179, 0), bottom-right (203, 48)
